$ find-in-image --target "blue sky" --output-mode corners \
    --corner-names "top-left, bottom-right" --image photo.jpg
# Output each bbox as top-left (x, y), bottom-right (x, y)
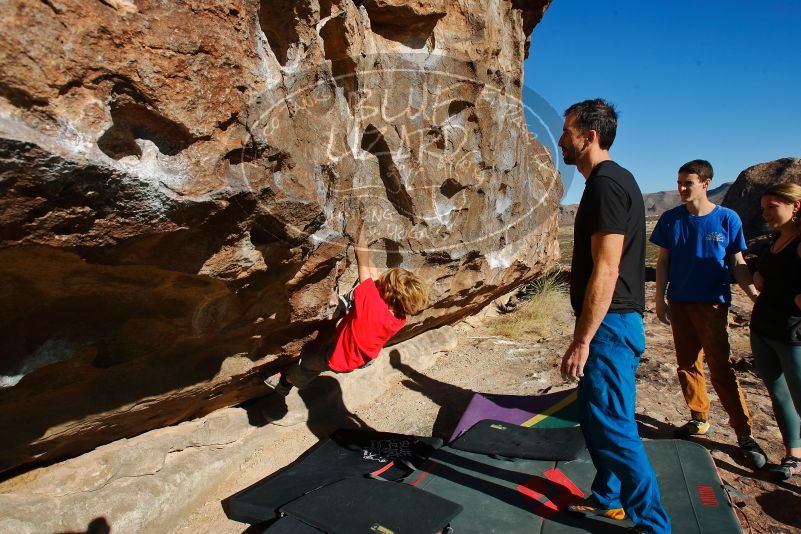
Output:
top-left (522, 0), bottom-right (801, 204)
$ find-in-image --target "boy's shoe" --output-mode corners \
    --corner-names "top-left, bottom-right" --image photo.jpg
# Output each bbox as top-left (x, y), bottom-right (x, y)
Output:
top-left (674, 419), bottom-right (711, 438)
top-left (263, 372), bottom-right (294, 396)
top-left (625, 527), bottom-right (649, 534)
top-left (566, 496), bottom-right (626, 520)
top-left (772, 456), bottom-right (801, 480)
top-left (737, 435), bottom-right (768, 470)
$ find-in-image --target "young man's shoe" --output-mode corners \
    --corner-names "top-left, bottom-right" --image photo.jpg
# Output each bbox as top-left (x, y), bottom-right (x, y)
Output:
top-left (263, 372), bottom-right (294, 396)
top-left (566, 496), bottom-right (626, 520)
top-left (737, 435), bottom-right (768, 470)
top-left (771, 456), bottom-right (801, 480)
top-left (674, 419), bottom-right (711, 439)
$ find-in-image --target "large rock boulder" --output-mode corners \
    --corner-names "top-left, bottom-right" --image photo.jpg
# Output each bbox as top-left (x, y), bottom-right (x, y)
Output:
top-left (722, 158), bottom-right (801, 239)
top-left (0, 0), bottom-right (559, 473)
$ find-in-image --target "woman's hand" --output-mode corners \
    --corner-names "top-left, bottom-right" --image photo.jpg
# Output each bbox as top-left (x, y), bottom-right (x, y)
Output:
top-left (753, 272), bottom-right (765, 292)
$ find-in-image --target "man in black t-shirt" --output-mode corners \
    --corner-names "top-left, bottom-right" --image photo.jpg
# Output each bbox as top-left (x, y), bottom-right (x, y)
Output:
top-left (570, 164), bottom-right (646, 315)
top-left (558, 99), bottom-right (670, 534)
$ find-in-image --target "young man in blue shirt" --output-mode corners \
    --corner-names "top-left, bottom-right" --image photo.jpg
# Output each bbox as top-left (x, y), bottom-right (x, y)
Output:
top-left (650, 159), bottom-right (767, 468)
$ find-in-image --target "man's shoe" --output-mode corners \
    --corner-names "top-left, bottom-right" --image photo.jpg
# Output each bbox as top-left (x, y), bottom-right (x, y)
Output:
top-left (674, 419), bottom-right (711, 439)
top-left (625, 527), bottom-right (649, 534)
top-left (566, 496), bottom-right (626, 520)
top-left (737, 435), bottom-right (768, 470)
top-left (772, 456), bottom-right (801, 480)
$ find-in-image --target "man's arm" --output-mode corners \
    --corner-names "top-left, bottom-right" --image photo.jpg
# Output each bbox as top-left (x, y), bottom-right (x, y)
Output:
top-left (354, 220), bottom-right (379, 282)
top-left (560, 232), bottom-right (623, 381)
top-left (655, 247), bottom-right (671, 324)
top-left (730, 252), bottom-right (759, 303)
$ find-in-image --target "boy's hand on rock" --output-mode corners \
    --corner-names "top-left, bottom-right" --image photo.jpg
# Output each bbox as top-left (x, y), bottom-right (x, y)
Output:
top-left (343, 198), bottom-right (365, 241)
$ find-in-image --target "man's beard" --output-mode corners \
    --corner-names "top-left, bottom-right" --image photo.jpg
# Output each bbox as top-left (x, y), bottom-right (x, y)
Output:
top-left (562, 149), bottom-right (577, 165)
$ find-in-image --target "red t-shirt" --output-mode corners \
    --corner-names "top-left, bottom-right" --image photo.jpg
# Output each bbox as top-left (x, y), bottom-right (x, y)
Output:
top-left (327, 278), bottom-right (407, 372)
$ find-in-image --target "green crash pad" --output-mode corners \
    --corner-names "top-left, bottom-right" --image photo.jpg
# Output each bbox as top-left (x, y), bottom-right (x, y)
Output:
top-left (279, 477), bottom-right (463, 534)
top-left (407, 439), bottom-right (741, 533)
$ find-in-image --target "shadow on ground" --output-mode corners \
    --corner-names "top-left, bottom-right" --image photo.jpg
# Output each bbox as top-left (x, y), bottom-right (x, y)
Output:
top-left (55, 517), bottom-right (111, 534)
top-left (242, 375), bottom-right (373, 440)
top-left (389, 349), bottom-right (475, 439)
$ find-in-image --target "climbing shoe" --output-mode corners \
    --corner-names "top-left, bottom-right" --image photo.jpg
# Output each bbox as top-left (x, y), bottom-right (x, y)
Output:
top-left (566, 496), bottom-right (626, 520)
top-left (773, 456), bottom-right (801, 480)
top-left (264, 372), bottom-right (294, 396)
top-left (737, 435), bottom-right (768, 470)
top-left (674, 419), bottom-right (711, 439)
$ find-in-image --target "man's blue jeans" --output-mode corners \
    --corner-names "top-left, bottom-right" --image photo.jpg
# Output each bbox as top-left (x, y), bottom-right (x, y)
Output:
top-left (578, 312), bottom-right (671, 533)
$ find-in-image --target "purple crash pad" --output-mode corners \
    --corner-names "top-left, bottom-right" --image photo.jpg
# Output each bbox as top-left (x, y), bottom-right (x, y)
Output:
top-left (449, 387), bottom-right (579, 442)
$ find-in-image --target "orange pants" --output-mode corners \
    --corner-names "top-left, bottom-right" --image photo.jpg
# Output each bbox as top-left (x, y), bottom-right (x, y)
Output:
top-left (669, 301), bottom-right (752, 437)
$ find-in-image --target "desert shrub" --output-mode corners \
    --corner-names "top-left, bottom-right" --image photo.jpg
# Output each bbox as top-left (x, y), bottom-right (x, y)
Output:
top-left (491, 271), bottom-right (569, 340)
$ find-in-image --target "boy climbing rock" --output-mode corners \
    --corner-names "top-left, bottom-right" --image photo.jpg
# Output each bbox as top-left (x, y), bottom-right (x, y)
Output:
top-left (268, 218), bottom-right (428, 395)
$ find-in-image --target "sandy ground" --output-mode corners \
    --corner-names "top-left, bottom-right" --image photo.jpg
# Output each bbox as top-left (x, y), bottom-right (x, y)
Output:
top-left (173, 280), bottom-right (800, 534)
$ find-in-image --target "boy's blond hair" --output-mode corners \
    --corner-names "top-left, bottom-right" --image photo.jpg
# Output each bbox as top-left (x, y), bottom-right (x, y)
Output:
top-left (376, 268), bottom-right (428, 317)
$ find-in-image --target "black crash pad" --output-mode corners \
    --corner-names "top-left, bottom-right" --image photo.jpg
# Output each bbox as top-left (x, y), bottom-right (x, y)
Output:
top-left (223, 429), bottom-right (442, 524)
top-left (451, 420), bottom-right (585, 461)
top-left (279, 477), bottom-right (463, 534)
top-left (262, 516), bottom-right (322, 533)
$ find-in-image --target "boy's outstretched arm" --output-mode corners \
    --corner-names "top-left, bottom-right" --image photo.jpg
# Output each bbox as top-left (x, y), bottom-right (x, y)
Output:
top-left (355, 220), bottom-right (378, 282)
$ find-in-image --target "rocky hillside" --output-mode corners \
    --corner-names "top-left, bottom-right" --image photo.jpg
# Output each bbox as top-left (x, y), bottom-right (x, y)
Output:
top-left (642, 181), bottom-right (731, 217)
top-left (559, 181), bottom-right (732, 225)
top-left (0, 0), bottom-right (560, 474)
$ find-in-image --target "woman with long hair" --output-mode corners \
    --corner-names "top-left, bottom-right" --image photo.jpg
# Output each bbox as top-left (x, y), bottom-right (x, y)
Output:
top-left (751, 182), bottom-right (801, 480)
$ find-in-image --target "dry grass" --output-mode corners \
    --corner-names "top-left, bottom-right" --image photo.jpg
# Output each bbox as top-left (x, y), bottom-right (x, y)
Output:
top-left (644, 217), bottom-right (660, 267)
top-left (557, 225), bottom-right (574, 268)
top-left (490, 272), bottom-right (569, 341)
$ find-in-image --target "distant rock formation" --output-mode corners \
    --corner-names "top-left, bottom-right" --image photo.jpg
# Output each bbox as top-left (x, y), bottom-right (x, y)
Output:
top-left (643, 181), bottom-right (731, 217)
top-left (0, 0), bottom-right (559, 473)
top-left (558, 204), bottom-right (578, 226)
top-left (722, 158), bottom-right (801, 239)
top-left (559, 182), bottom-right (732, 226)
